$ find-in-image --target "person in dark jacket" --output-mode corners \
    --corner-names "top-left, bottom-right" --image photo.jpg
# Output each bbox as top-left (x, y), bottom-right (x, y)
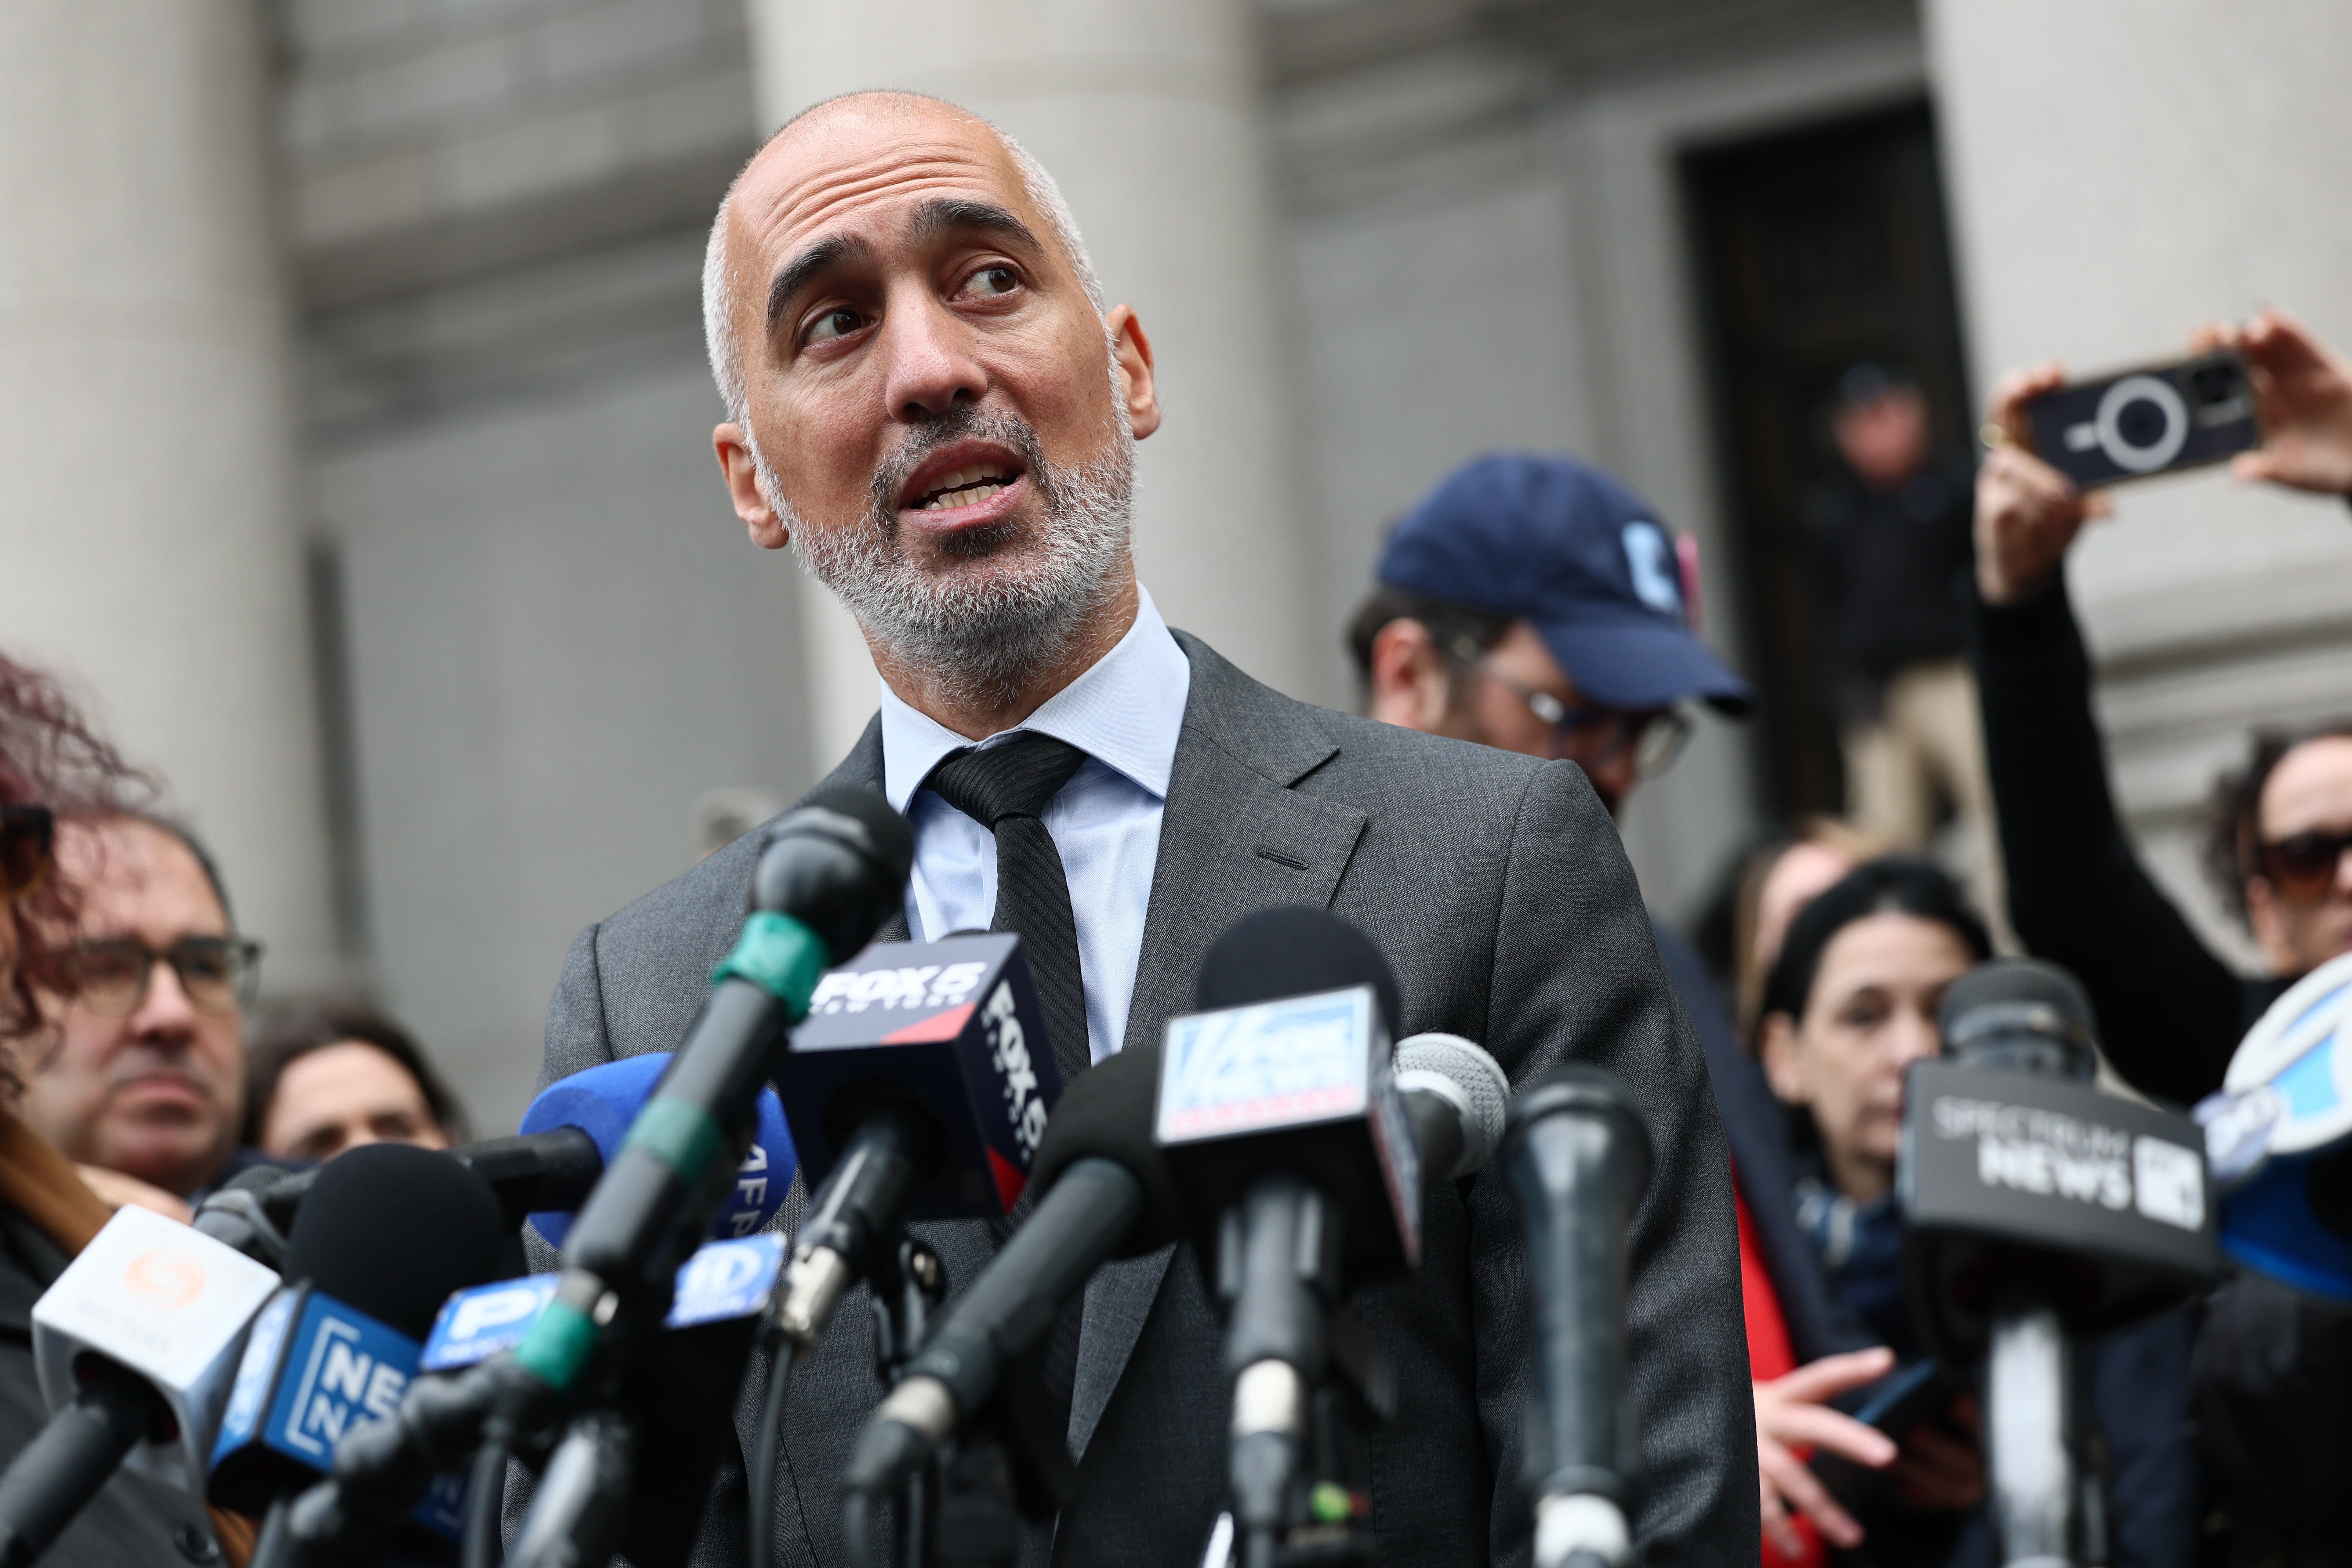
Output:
top-left (1967, 306), bottom-right (2352, 1567)
top-left (1350, 453), bottom-right (1906, 1563)
top-left (1759, 858), bottom-right (2199, 1568)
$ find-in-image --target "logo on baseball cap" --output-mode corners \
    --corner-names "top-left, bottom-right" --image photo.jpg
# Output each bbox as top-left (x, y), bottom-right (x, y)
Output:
top-left (1377, 453), bottom-right (1752, 715)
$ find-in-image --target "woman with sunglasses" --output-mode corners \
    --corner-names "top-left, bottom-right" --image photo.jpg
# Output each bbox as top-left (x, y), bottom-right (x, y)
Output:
top-left (0, 654), bottom-right (247, 1565)
top-left (1971, 310), bottom-right (2352, 1568)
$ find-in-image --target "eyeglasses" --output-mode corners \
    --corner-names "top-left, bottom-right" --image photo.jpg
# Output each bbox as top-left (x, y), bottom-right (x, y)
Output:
top-left (1445, 637), bottom-right (1693, 778)
top-left (67, 936), bottom-right (263, 1018)
top-left (2, 805), bottom-right (53, 901)
top-left (2258, 827), bottom-right (2352, 907)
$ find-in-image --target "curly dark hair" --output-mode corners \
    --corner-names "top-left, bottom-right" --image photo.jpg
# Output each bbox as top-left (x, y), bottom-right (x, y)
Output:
top-left (0, 654), bottom-right (154, 1067)
top-left (2204, 719), bottom-right (2352, 926)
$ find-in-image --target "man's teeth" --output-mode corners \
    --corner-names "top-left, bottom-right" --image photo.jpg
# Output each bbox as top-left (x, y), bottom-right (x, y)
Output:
top-left (913, 463), bottom-right (1014, 511)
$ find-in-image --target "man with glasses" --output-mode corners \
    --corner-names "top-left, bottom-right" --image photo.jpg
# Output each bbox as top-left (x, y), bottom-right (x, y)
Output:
top-left (1349, 452), bottom-right (1745, 817)
top-left (16, 813), bottom-right (261, 1212)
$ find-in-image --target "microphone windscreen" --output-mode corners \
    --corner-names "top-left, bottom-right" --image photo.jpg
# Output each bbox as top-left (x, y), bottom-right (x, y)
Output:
top-left (797, 785), bottom-right (915, 881)
top-left (519, 1054), bottom-right (795, 1248)
top-left (1938, 957), bottom-right (2100, 1050)
top-left (1193, 906), bottom-right (1401, 1040)
top-left (1029, 1044), bottom-right (1183, 1256)
top-left (220, 1163), bottom-right (299, 1195)
top-left (284, 1143), bottom-right (510, 1341)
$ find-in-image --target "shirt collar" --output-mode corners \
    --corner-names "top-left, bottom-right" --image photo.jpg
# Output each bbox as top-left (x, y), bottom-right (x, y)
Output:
top-left (880, 584), bottom-right (1192, 811)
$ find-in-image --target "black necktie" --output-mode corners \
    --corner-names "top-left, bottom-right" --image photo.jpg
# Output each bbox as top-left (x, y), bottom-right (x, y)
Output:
top-left (923, 731), bottom-right (1094, 1089)
top-left (924, 731), bottom-right (1094, 1445)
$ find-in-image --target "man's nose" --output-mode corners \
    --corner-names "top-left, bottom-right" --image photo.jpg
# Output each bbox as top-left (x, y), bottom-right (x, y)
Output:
top-left (878, 287), bottom-right (987, 421)
top-left (131, 957), bottom-right (201, 1042)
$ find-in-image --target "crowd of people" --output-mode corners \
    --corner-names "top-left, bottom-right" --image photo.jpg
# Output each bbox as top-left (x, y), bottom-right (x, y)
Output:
top-left (1338, 305), bottom-right (2352, 1568)
top-left (2, 78), bottom-right (2351, 1568)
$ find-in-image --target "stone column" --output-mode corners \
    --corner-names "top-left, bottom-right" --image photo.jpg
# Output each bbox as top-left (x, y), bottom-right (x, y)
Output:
top-left (0, 2), bottom-right (338, 989)
top-left (746, 0), bottom-right (1322, 767)
top-left (1925, 0), bottom-right (2352, 962)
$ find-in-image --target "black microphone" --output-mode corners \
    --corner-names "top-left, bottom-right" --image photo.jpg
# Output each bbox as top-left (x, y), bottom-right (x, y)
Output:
top-left (1903, 960), bottom-right (2217, 1568)
top-left (1151, 907), bottom-right (1419, 1568)
top-left (838, 1042), bottom-right (1182, 1548)
top-left (0, 1168), bottom-right (302, 1565)
top-left (495, 791), bottom-right (910, 1568)
top-left (511, 789), bottom-right (909, 1409)
top-left (1501, 1066), bottom-right (1651, 1568)
top-left (769, 929), bottom-right (1065, 1355)
top-left (210, 1142), bottom-right (511, 1553)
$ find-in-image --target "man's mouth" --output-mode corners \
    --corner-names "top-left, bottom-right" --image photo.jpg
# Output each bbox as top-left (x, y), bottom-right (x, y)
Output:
top-left (898, 443), bottom-right (1031, 516)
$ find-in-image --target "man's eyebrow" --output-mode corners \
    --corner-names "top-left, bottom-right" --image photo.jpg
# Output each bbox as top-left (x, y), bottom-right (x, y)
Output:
top-left (766, 232), bottom-right (875, 334)
top-left (906, 196), bottom-right (1042, 254)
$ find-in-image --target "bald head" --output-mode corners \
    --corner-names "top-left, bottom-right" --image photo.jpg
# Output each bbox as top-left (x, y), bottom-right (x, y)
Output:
top-left (702, 92), bottom-right (1101, 425)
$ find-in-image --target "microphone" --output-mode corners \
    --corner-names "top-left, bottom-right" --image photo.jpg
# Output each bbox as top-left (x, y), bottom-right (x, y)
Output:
top-left (0, 1203), bottom-right (283, 1565)
top-left (1902, 959), bottom-right (2218, 1568)
top-left (1151, 907), bottom-right (1422, 1568)
top-left (512, 789), bottom-right (909, 1408)
top-left (516, 1053), bottom-right (794, 1248)
top-left (1392, 1032), bottom-right (1510, 1185)
top-left (207, 1142), bottom-right (511, 1545)
top-left (2195, 948), bottom-right (2352, 1299)
top-left (838, 1041), bottom-right (1183, 1541)
top-left (768, 931), bottom-right (1063, 1353)
top-left (1500, 1065), bottom-right (1651, 1568)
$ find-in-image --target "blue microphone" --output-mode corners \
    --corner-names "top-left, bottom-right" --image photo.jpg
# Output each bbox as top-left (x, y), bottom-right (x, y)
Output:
top-left (207, 1142), bottom-right (510, 1546)
top-left (2198, 949), bottom-right (2352, 1299)
top-left (518, 1053), bottom-right (794, 1249)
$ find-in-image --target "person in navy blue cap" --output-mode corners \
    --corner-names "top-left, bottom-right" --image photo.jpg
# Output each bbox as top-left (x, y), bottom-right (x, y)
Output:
top-left (1349, 451), bottom-right (1927, 1563)
top-left (1347, 451), bottom-right (1749, 813)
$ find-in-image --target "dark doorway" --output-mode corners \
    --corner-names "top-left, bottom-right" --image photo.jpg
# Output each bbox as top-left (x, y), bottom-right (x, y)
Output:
top-left (1684, 100), bottom-right (1973, 818)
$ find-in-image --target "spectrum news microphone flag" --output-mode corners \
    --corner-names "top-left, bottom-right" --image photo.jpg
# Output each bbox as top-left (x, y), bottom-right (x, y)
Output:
top-left (207, 1143), bottom-right (510, 1542)
top-left (2199, 948), bottom-right (2352, 1299)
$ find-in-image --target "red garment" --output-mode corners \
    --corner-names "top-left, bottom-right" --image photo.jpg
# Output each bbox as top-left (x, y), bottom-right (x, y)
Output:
top-left (1739, 1183), bottom-right (1822, 1568)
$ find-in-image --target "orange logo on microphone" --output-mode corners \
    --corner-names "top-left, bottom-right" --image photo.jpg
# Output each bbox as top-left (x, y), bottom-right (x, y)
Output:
top-left (123, 1247), bottom-right (205, 1309)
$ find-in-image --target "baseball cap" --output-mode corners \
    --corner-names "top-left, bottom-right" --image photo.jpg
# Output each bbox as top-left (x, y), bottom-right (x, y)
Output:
top-left (1377, 453), bottom-right (1753, 715)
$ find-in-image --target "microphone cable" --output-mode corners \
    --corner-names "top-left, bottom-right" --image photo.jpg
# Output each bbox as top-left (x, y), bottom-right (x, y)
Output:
top-left (748, 1320), bottom-right (796, 1568)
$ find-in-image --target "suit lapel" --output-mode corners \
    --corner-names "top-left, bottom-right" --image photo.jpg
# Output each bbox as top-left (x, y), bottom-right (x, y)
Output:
top-left (1068, 635), bottom-right (1367, 1461)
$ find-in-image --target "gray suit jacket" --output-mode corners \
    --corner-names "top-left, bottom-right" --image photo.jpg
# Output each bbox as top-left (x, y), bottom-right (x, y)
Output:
top-left (534, 632), bottom-right (1755, 1568)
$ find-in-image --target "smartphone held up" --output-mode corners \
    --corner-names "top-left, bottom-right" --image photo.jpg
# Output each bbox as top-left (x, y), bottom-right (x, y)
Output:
top-left (2022, 348), bottom-right (2262, 488)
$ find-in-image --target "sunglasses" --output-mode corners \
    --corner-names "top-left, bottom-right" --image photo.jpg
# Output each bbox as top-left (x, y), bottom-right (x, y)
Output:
top-left (2, 805), bottom-right (54, 901)
top-left (67, 936), bottom-right (263, 1019)
top-left (2258, 827), bottom-right (2352, 906)
top-left (1444, 635), bottom-right (1693, 779)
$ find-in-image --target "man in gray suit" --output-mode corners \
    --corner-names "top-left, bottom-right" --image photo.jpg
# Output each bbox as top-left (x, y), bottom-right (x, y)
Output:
top-left (534, 89), bottom-right (1753, 1566)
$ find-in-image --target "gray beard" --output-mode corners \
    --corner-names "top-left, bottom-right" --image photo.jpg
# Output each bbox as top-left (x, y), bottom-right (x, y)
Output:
top-left (759, 394), bottom-right (1134, 712)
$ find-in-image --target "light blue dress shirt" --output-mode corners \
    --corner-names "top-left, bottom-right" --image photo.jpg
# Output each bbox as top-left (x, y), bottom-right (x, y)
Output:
top-left (879, 586), bottom-right (1192, 1066)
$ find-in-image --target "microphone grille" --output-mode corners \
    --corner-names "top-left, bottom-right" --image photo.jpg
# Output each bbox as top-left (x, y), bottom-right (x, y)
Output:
top-left (1193, 907), bottom-right (1401, 1041)
top-left (284, 1142), bottom-right (511, 1341)
top-left (1395, 1033), bottom-right (1510, 1175)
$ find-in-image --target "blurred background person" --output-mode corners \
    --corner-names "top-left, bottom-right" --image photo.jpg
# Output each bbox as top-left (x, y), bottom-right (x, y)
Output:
top-left (1758, 857), bottom-right (2195, 1568)
top-left (245, 1002), bottom-right (463, 1163)
top-left (1969, 305), bottom-right (2352, 1568)
top-left (1728, 815), bottom-right (1889, 1046)
top-left (1351, 454), bottom-right (1922, 1563)
top-left (1811, 365), bottom-right (2004, 938)
top-left (0, 654), bottom-right (239, 1565)
top-left (15, 812), bottom-right (263, 1215)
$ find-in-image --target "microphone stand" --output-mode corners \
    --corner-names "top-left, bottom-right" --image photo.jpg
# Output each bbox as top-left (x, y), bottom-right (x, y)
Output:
top-left (868, 1237), bottom-right (946, 1568)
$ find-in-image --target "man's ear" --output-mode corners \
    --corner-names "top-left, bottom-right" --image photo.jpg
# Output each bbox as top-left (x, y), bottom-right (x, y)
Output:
top-left (714, 423), bottom-right (789, 551)
top-left (1367, 619), bottom-right (1454, 734)
top-left (1759, 1013), bottom-right (1807, 1105)
top-left (1104, 305), bottom-right (1160, 441)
